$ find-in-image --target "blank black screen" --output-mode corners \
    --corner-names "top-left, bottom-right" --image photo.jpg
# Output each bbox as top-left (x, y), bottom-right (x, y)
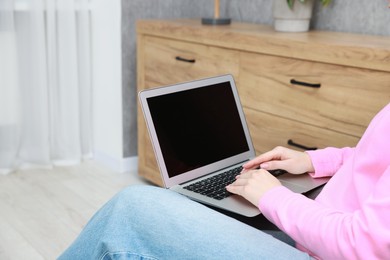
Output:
top-left (147, 81), bottom-right (249, 178)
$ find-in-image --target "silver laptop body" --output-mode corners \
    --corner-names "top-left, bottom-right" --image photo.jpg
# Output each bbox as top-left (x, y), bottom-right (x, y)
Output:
top-left (139, 74), bottom-right (328, 217)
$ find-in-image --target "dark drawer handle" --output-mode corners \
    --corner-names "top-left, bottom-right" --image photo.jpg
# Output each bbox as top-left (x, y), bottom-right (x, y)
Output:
top-left (175, 56), bottom-right (196, 63)
top-left (290, 79), bottom-right (321, 88)
top-left (287, 139), bottom-right (318, 150)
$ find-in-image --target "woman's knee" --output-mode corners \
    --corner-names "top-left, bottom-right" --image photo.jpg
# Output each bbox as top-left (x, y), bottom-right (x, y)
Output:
top-left (117, 185), bottom-right (155, 200)
top-left (112, 185), bottom-right (154, 206)
top-left (111, 185), bottom-right (177, 212)
top-left (116, 185), bottom-right (169, 202)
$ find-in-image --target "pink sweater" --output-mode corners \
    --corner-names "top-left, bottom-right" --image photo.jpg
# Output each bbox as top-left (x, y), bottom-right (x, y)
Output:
top-left (259, 103), bottom-right (390, 259)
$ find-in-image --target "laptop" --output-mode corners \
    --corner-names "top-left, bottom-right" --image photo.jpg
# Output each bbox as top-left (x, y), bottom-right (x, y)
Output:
top-left (139, 74), bottom-right (328, 217)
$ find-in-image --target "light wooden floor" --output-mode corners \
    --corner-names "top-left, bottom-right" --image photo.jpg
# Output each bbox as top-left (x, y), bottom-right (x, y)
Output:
top-left (0, 161), bottom-right (150, 260)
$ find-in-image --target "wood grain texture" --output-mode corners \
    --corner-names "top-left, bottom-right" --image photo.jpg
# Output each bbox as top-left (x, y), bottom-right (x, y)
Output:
top-left (239, 52), bottom-right (390, 137)
top-left (0, 162), bottom-right (148, 259)
top-left (244, 108), bottom-right (360, 154)
top-left (143, 36), bottom-right (240, 88)
top-left (137, 19), bottom-right (390, 186)
top-left (137, 19), bottom-right (390, 72)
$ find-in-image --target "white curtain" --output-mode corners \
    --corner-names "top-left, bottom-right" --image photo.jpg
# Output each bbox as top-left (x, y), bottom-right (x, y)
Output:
top-left (0, 0), bottom-right (92, 174)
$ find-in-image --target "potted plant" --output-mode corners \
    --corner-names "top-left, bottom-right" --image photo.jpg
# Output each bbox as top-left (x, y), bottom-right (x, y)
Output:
top-left (287, 0), bottom-right (331, 9)
top-left (273, 0), bottom-right (332, 32)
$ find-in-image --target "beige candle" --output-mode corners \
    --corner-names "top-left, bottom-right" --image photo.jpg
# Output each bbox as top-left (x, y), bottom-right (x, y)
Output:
top-left (214, 0), bottom-right (220, 18)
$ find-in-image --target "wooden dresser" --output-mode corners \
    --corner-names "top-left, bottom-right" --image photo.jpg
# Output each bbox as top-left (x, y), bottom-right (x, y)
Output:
top-left (136, 19), bottom-right (390, 186)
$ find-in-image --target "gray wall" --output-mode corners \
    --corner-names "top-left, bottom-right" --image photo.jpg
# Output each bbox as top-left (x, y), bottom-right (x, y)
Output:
top-left (122, 0), bottom-right (390, 157)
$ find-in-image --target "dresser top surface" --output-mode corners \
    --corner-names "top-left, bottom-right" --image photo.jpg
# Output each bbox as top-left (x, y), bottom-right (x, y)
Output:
top-left (137, 19), bottom-right (390, 72)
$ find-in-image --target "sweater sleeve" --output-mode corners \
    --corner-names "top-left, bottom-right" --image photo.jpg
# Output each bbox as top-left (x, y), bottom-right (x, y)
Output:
top-left (259, 172), bottom-right (390, 259)
top-left (306, 147), bottom-right (355, 178)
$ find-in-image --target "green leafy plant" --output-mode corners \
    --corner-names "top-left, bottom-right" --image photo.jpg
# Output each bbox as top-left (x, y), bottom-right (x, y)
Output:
top-left (287, 0), bottom-right (332, 9)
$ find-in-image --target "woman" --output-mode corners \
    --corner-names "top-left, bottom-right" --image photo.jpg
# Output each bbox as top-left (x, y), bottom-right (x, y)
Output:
top-left (59, 103), bottom-right (390, 259)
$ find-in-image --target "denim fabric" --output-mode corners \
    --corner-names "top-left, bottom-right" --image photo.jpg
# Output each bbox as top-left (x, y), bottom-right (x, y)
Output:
top-left (58, 185), bottom-right (311, 260)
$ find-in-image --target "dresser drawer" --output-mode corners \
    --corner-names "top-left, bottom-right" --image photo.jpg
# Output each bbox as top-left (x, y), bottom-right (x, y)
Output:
top-left (142, 36), bottom-right (239, 88)
top-left (137, 19), bottom-right (390, 187)
top-left (138, 36), bottom-right (240, 186)
top-left (239, 53), bottom-right (390, 137)
top-left (244, 108), bottom-right (360, 154)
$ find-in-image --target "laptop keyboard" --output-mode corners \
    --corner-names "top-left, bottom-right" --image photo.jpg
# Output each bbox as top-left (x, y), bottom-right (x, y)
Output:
top-left (183, 166), bottom-right (242, 200)
top-left (183, 166), bottom-right (287, 201)
top-left (269, 169), bottom-right (287, 177)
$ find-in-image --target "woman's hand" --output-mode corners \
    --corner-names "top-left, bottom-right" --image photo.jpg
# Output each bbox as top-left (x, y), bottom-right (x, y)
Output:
top-left (242, 146), bottom-right (315, 175)
top-left (226, 169), bottom-right (281, 206)
top-left (227, 146), bottom-right (315, 207)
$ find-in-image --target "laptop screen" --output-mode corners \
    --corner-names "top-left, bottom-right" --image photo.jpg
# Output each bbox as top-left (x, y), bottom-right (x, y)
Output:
top-left (146, 81), bottom-right (250, 178)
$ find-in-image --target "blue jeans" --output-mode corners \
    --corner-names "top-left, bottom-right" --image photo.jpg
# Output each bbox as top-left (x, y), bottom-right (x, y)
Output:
top-left (58, 185), bottom-right (311, 260)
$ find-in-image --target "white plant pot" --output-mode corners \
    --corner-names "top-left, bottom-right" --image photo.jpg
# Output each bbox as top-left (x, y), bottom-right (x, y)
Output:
top-left (273, 0), bottom-right (314, 32)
